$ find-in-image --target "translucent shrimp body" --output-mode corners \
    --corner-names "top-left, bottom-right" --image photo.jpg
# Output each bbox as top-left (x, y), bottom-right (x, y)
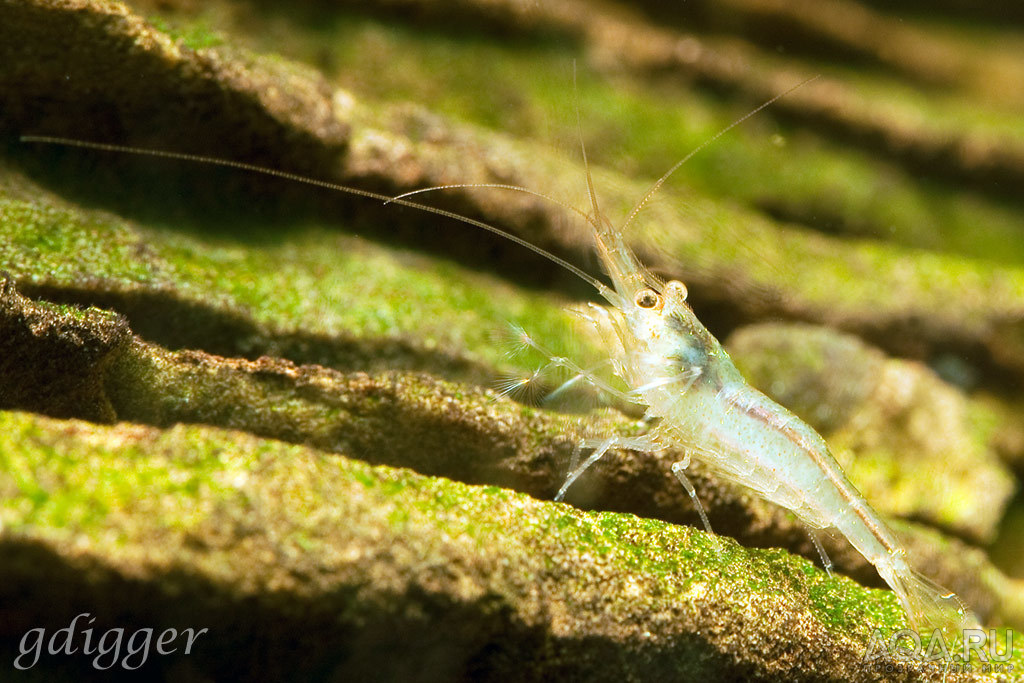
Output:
top-left (582, 216), bottom-right (976, 636)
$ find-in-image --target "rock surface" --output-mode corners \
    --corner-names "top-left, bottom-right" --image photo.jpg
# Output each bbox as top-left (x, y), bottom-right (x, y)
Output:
top-left (0, 410), bottom-right (997, 682)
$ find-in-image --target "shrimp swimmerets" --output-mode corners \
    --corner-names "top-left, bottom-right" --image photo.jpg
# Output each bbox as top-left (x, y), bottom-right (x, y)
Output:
top-left (22, 91), bottom-right (979, 637)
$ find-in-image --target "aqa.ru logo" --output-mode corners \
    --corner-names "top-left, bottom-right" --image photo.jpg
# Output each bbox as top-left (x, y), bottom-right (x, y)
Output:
top-left (864, 628), bottom-right (1014, 664)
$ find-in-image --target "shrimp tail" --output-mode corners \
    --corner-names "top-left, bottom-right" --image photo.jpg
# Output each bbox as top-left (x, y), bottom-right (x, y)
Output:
top-left (876, 560), bottom-right (980, 637)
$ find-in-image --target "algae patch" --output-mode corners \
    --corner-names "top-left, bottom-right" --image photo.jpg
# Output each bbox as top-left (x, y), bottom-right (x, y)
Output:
top-left (0, 410), bottom-right (973, 681)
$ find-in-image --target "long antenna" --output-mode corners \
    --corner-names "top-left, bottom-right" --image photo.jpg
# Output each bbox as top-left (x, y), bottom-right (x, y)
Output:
top-left (20, 135), bottom-right (611, 296)
top-left (386, 183), bottom-right (596, 227)
top-left (620, 75), bottom-right (820, 234)
top-left (573, 61), bottom-right (605, 233)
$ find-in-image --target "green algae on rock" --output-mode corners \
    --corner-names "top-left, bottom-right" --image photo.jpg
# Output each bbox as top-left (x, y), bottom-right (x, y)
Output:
top-left (5, 271), bottom-right (1015, 632)
top-left (3, 410), bottom-right (1011, 682)
top-left (0, 276), bottom-right (131, 423)
top-left (0, 179), bottom-right (589, 388)
top-left (6, 0), bottom-right (1024, 387)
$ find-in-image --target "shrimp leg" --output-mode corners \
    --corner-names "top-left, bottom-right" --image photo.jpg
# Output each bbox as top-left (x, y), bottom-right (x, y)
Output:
top-left (806, 529), bottom-right (834, 577)
top-left (670, 458), bottom-right (714, 534)
top-left (557, 431), bottom-right (716, 540)
top-left (555, 434), bottom-right (662, 501)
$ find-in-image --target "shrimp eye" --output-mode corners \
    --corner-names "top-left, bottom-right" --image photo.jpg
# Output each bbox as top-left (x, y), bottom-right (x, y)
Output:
top-left (665, 280), bottom-right (688, 302)
top-left (634, 288), bottom-right (660, 309)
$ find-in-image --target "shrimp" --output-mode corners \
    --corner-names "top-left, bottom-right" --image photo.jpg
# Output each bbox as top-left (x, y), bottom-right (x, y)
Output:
top-left (392, 80), bottom-right (980, 638)
top-left (21, 85), bottom-right (978, 637)
top-left (547, 162), bottom-right (979, 638)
